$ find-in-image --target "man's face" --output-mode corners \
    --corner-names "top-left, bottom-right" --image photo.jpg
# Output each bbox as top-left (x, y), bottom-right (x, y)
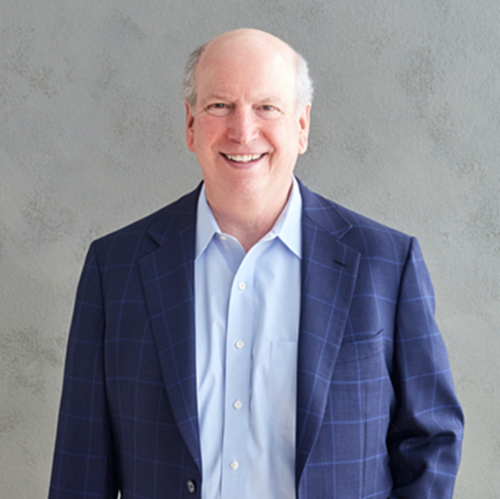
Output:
top-left (185, 32), bottom-right (310, 204)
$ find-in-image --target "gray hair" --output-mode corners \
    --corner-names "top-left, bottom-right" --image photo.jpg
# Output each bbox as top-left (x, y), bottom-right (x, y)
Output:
top-left (183, 43), bottom-right (314, 114)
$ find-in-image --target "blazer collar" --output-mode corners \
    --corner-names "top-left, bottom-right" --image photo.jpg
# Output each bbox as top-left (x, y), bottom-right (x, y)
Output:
top-left (146, 183), bottom-right (202, 247)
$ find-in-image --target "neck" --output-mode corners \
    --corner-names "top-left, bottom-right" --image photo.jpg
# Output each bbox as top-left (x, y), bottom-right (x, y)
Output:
top-left (205, 179), bottom-right (293, 252)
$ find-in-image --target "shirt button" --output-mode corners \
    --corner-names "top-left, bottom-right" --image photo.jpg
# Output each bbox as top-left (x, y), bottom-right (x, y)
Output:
top-left (235, 340), bottom-right (244, 349)
top-left (233, 400), bottom-right (242, 410)
top-left (238, 281), bottom-right (246, 290)
top-left (220, 235), bottom-right (227, 241)
top-left (230, 460), bottom-right (239, 470)
top-left (186, 480), bottom-right (196, 494)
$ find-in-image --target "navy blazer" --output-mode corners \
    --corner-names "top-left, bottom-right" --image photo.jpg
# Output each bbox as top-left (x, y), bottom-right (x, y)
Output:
top-left (49, 180), bottom-right (463, 499)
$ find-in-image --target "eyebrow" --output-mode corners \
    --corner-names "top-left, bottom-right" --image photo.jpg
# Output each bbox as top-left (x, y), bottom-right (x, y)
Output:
top-left (202, 94), bottom-right (285, 105)
top-left (203, 93), bottom-right (230, 101)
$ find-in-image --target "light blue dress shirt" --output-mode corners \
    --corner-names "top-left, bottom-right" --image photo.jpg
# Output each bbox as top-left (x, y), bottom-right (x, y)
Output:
top-left (195, 177), bottom-right (302, 499)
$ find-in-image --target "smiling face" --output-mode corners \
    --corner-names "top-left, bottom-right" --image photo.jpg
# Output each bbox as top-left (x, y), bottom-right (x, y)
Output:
top-left (185, 30), bottom-right (310, 208)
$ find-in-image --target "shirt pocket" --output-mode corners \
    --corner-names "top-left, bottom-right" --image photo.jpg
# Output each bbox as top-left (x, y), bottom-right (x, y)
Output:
top-left (268, 341), bottom-right (297, 430)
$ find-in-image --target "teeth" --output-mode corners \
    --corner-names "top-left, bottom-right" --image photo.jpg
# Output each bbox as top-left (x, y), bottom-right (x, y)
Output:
top-left (225, 154), bottom-right (263, 162)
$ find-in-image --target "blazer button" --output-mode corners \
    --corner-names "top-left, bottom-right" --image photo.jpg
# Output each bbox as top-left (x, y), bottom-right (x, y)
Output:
top-left (186, 479), bottom-right (196, 494)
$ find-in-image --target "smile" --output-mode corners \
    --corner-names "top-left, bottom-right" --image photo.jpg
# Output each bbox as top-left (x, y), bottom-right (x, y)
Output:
top-left (222, 153), bottom-right (265, 163)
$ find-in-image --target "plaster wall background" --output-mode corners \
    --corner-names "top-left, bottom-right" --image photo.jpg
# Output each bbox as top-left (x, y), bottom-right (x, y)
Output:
top-left (1, 1), bottom-right (498, 497)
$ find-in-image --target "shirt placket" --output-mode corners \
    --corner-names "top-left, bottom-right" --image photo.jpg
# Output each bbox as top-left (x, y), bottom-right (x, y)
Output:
top-left (220, 241), bottom-right (271, 497)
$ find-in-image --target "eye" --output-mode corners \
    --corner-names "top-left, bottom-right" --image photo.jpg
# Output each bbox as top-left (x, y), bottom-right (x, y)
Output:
top-left (256, 104), bottom-right (281, 119)
top-left (206, 102), bottom-right (231, 116)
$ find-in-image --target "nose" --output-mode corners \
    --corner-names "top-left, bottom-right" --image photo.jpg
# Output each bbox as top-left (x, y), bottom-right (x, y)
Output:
top-left (226, 107), bottom-right (259, 144)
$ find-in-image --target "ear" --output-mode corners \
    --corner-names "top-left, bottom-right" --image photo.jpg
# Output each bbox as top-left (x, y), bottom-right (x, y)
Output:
top-left (297, 103), bottom-right (311, 155)
top-left (185, 101), bottom-right (196, 152)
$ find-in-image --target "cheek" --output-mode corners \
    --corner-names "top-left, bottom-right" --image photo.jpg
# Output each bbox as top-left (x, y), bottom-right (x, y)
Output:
top-left (270, 123), bottom-right (300, 156)
top-left (194, 117), bottom-right (225, 148)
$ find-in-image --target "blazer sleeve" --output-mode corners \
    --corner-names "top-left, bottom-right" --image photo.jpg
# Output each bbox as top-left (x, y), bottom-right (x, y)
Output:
top-left (48, 243), bottom-right (119, 499)
top-left (387, 237), bottom-right (464, 498)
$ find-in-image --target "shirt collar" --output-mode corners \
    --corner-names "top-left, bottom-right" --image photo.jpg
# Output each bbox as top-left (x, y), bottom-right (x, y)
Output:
top-left (267, 176), bottom-right (302, 258)
top-left (195, 176), bottom-right (302, 260)
top-left (195, 186), bottom-right (219, 260)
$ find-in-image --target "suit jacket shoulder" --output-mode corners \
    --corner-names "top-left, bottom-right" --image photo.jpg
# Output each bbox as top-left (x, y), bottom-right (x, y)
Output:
top-left (298, 179), bottom-right (413, 262)
top-left (90, 184), bottom-right (202, 264)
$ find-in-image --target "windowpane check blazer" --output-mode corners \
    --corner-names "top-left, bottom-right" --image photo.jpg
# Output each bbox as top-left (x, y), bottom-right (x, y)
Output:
top-left (49, 180), bottom-right (463, 499)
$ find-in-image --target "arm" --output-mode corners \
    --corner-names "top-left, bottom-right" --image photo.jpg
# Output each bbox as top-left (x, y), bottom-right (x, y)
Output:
top-left (49, 243), bottom-right (118, 499)
top-left (388, 237), bottom-right (464, 498)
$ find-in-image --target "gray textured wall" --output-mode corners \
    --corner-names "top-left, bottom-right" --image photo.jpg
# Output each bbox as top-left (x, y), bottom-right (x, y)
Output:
top-left (1, 1), bottom-right (498, 497)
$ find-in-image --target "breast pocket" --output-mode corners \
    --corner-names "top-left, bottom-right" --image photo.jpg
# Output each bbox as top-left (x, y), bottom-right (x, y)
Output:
top-left (335, 330), bottom-right (385, 365)
top-left (268, 341), bottom-right (297, 430)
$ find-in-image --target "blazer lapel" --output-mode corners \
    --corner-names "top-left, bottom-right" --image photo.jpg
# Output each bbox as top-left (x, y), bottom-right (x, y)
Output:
top-left (138, 187), bottom-right (201, 469)
top-left (295, 181), bottom-right (361, 482)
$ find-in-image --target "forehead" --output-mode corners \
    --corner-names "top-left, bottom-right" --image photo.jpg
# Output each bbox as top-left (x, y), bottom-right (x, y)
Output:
top-left (195, 35), bottom-right (297, 104)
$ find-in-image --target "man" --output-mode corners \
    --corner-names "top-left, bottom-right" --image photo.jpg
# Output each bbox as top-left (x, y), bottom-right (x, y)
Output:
top-left (49, 29), bottom-right (463, 498)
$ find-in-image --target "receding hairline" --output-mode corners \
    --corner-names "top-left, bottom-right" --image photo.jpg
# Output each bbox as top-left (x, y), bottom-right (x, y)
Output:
top-left (183, 29), bottom-right (313, 112)
top-left (200, 28), bottom-right (298, 67)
